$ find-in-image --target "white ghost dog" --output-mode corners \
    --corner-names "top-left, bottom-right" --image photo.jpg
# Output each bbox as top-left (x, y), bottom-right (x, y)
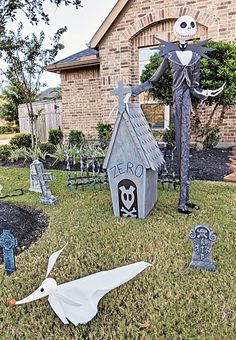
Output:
top-left (10, 245), bottom-right (151, 325)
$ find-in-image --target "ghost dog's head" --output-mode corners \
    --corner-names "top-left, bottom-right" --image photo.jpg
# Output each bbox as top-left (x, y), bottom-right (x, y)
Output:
top-left (173, 15), bottom-right (197, 43)
top-left (9, 245), bottom-right (67, 307)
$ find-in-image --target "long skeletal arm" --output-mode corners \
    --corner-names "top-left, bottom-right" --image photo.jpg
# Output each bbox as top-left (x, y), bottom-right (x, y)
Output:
top-left (131, 58), bottom-right (169, 97)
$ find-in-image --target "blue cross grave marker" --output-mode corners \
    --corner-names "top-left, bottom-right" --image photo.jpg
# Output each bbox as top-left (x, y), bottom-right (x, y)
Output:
top-left (0, 229), bottom-right (17, 275)
top-left (110, 80), bottom-right (131, 114)
top-left (189, 224), bottom-right (217, 271)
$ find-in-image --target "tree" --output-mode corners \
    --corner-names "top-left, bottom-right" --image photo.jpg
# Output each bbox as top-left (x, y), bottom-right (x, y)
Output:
top-left (0, 83), bottom-right (26, 124)
top-left (141, 40), bottom-right (236, 147)
top-left (0, 24), bottom-right (67, 148)
top-left (0, 0), bottom-right (82, 34)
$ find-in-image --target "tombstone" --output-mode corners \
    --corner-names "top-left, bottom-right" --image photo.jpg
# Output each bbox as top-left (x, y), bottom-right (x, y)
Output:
top-left (31, 161), bottom-right (58, 205)
top-left (189, 224), bottom-right (217, 271)
top-left (29, 160), bottom-right (43, 193)
top-left (0, 229), bottom-right (17, 275)
top-left (0, 184), bottom-right (3, 196)
top-left (103, 81), bottom-right (165, 219)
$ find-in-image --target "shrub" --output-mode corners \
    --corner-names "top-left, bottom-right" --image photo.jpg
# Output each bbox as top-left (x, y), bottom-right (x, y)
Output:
top-left (25, 146), bottom-right (47, 161)
top-left (0, 126), bottom-right (9, 134)
top-left (13, 126), bottom-right (20, 133)
top-left (10, 133), bottom-right (32, 148)
top-left (0, 144), bottom-right (15, 160)
top-left (48, 144), bottom-right (66, 165)
top-left (162, 123), bottom-right (175, 148)
top-left (9, 147), bottom-right (28, 163)
top-left (39, 142), bottom-right (56, 154)
top-left (68, 129), bottom-right (85, 147)
top-left (96, 123), bottom-right (112, 148)
top-left (203, 125), bottom-right (220, 149)
top-left (48, 129), bottom-right (63, 145)
top-left (0, 124), bottom-right (19, 134)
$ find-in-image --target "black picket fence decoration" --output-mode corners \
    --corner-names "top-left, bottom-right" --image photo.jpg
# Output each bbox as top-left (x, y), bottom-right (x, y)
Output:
top-left (65, 147), bottom-right (177, 192)
top-left (158, 145), bottom-right (177, 190)
top-left (66, 157), bottom-right (109, 192)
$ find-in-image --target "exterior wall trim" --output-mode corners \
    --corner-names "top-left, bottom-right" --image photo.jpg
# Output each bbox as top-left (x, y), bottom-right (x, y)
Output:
top-left (121, 6), bottom-right (217, 41)
top-left (46, 57), bottom-right (100, 73)
top-left (89, 0), bottom-right (130, 48)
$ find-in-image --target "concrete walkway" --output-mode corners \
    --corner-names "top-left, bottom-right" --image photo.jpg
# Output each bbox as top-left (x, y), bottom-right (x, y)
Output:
top-left (224, 147), bottom-right (236, 183)
top-left (0, 139), bottom-right (10, 145)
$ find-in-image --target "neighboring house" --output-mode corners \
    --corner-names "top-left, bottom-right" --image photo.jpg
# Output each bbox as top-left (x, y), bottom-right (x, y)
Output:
top-left (19, 88), bottom-right (62, 142)
top-left (46, 0), bottom-right (236, 144)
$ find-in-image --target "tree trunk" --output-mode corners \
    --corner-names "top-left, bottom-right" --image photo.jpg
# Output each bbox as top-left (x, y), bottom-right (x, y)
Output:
top-left (26, 101), bottom-right (36, 149)
top-left (29, 116), bottom-right (35, 149)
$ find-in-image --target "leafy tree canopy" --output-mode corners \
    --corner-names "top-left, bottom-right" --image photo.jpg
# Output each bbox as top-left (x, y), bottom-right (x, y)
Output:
top-left (0, 83), bottom-right (25, 123)
top-left (141, 40), bottom-right (236, 108)
top-left (0, 0), bottom-right (82, 33)
top-left (0, 23), bottom-right (66, 102)
top-left (0, 23), bottom-right (67, 147)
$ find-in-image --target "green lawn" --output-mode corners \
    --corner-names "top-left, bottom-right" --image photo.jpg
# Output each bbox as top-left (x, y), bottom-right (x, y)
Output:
top-left (0, 167), bottom-right (235, 339)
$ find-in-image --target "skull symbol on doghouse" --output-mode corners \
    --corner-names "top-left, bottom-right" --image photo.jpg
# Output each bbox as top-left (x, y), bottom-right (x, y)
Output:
top-left (173, 15), bottom-right (196, 42)
top-left (118, 179), bottom-right (138, 218)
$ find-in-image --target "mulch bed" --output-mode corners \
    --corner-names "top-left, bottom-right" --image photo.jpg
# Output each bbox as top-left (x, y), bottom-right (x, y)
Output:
top-left (0, 202), bottom-right (48, 266)
top-left (165, 147), bottom-right (231, 181)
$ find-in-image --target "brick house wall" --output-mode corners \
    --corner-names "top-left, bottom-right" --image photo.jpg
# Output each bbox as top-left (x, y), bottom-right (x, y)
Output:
top-left (61, 66), bottom-right (102, 138)
top-left (59, 0), bottom-right (236, 143)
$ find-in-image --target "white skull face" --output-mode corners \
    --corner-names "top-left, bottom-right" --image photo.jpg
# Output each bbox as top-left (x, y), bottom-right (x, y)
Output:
top-left (173, 16), bottom-right (197, 42)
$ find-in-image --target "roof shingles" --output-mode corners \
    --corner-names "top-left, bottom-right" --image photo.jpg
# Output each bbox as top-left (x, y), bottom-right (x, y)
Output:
top-left (53, 48), bottom-right (99, 66)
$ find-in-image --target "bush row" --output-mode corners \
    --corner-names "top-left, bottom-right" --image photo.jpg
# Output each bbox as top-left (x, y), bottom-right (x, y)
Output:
top-left (0, 143), bottom-right (107, 163)
top-left (0, 125), bottom-right (20, 134)
top-left (6, 123), bottom-right (113, 149)
top-left (0, 123), bottom-right (113, 162)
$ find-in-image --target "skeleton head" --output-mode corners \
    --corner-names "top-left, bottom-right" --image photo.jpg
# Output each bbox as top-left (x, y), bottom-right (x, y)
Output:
top-left (173, 15), bottom-right (197, 43)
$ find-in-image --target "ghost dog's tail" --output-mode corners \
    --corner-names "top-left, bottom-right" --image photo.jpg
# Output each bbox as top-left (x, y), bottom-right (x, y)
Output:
top-left (82, 261), bottom-right (152, 303)
top-left (52, 261), bottom-right (152, 326)
top-left (102, 261), bottom-right (152, 289)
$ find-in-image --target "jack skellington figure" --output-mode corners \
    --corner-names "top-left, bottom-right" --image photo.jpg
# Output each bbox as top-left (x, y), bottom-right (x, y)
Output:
top-left (127, 15), bottom-right (225, 216)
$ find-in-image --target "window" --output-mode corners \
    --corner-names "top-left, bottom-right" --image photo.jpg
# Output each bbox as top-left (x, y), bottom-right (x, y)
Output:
top-left (139, 46), bottom-right (170, 130)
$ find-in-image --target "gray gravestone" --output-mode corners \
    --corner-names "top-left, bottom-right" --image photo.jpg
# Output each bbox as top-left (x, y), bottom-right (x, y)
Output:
top-left (103, 81), bottom-right (165, 219)
top-left (31, 161), bottom-right (58, 205)
top-left (29, 160), bottom-right (43, 193)
top-left (189, 224), bottom-right (217, 271)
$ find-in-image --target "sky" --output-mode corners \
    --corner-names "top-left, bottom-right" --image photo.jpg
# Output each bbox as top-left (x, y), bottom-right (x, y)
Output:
top-left (2, 0), bottom-right (118, 88)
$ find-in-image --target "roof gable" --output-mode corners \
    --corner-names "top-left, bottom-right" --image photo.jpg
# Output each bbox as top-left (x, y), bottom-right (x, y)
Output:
top-left (103, 103), bottom-right (164, 170)
top-left (89, 0), bottom-right (130, 48)
top-left (46, 48), bottom-right (99, 72)
top-left (53, 48), bottom-right (99, 65)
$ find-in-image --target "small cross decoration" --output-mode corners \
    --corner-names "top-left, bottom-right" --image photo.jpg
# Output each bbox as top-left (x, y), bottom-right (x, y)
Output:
top-left (31, 161), bottom-right (57, 205)
top-left (0, 229), bottom-right (17, 275)
top-left (110, 80), bottom-right (131, 114)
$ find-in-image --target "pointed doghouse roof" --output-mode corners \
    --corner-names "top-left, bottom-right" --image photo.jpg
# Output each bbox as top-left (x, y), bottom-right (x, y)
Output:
top-left (103, 103), bottom-right (165, 171)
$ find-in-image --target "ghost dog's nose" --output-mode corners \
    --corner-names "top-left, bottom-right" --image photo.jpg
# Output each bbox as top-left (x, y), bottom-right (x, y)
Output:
top-left (9, 299), bottom-right (16, 307)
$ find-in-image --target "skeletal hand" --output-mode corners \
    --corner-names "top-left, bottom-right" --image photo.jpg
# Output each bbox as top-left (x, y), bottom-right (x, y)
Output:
top-left (200, 81), bottom-right (226, 98)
